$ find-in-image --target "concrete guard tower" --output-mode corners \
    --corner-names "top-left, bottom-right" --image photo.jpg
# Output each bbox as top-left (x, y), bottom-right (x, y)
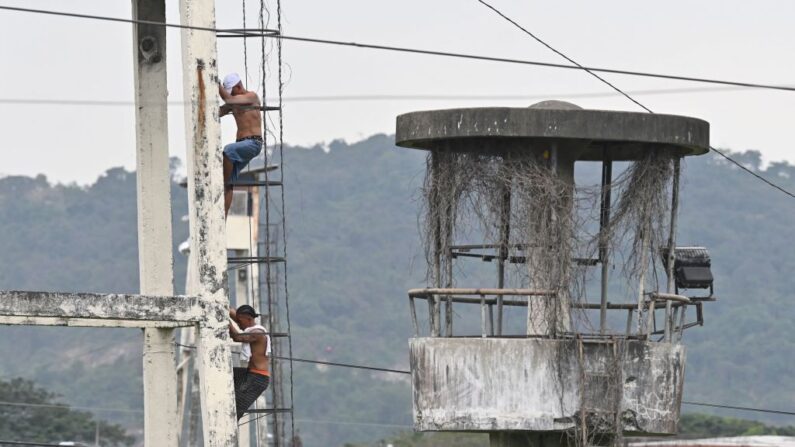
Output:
top-left (395, 102), bottom-right (716, 447)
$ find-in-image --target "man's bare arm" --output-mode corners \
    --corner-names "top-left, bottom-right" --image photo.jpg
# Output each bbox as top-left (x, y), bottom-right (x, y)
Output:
top-left (230, 327), bottom-right (267, 343)
top-left (223, 94), bottom-right (258, 106)
top-left (218, 84), bottom-right (232, 102)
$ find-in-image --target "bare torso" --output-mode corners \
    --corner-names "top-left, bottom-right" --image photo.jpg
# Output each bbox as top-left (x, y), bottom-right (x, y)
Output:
top-left (246, 332), bottom-right (270, 373)
top-left (231, 94), bottom-right (263, 140)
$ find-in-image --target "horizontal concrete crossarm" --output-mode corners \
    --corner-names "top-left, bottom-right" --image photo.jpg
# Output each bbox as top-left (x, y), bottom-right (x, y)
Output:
top-left (0, 290), bottom-right (219, 328)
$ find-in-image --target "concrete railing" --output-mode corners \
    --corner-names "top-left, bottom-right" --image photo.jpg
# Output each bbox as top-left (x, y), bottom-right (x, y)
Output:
top-left (408, 288), bottom-right (697, 340)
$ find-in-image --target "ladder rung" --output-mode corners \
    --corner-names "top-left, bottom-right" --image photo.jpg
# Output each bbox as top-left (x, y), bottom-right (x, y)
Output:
top-left (216, 29), bottom-right (280, 39)
top-left (224, 105), bottom-right (281, 112)
top-left (244, 408), bottom-right (292, 415)
top-left (228, 256), bottom-right (286, 264)
top-left (227, 180), bottom-right (282, 187)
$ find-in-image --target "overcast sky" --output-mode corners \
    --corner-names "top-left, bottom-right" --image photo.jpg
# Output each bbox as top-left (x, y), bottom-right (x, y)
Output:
top-left (1, 0), bottom-right (793, 184)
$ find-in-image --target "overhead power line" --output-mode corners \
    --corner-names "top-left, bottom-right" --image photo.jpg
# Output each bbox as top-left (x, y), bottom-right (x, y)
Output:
top-left (1, 5), bottom-right (794, 93)
top-left (285, 357), bottom-right (795, 417)
top-left (682, 401), bottom-right (795, 417)
top-left (176, 342), bottom-right (408, 375)
top-left (0, 86), bottom-right (763, 108)
top-left (0, 399), bottom-right (143, 414)
top-left (708, 147), bottom-right (795, 200)
top-left (275, 36), bottom-right (795, 93)
top-left (239, 412), bottom-right (412, 429)
top-left (179, 341), bottom-right (795, 418)
top-left (271, 355), bottom-right (409, 375)
top-left (0, 441), bottom-right (69, 447)
top-left (475, 0), bottom-right (651, 113)
top-left (0, 4), bottom-right (259, 35)
top-left (1, 359), bottom-right (793, 420)
top-left (474, 0), bottom-right (795, 201)
top-left (0, 4), bottom-right (792, 199)
top-left (293, 417), bottom-right (411, 429)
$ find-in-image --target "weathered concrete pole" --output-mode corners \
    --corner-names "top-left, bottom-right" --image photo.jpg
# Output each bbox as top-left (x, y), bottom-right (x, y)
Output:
top-left (132, 0), bottom-right (178, 444)
top-left (179, 0), bottom-right (238, 445)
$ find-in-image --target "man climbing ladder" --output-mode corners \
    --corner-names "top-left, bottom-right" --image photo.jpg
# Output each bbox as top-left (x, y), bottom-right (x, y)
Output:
top-left (219, 72), bottom-right (263, 216)
top-left (229, 304), bottom-right (271, 420)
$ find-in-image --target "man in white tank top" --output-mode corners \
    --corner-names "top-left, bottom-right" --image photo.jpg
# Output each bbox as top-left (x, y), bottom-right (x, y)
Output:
top-left (229, 304), bottom-right (270, 420)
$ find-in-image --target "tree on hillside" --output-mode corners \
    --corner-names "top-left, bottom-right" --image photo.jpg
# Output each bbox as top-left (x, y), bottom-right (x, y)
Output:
top-left (0, 378), bottom-right (135, 446)
top-left (679, 413), bottom-right (795, 438)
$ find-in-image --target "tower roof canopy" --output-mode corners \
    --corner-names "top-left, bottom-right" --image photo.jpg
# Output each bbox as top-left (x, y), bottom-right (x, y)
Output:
top-left (395, 102), bottom-right (710, 161)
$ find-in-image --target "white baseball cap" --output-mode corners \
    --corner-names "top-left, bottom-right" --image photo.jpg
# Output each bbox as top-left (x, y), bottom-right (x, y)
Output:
top-left (222, 72), bottom-right (242, 93)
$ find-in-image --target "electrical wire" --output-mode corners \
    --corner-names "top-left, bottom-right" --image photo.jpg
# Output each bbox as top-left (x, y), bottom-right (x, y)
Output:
top-left (681, 401), bottom-right (795, 417)
top-left (0, 86), bottom-right (769, 107)
top-left (0, 400), bottom-right (142, 413)
top-left (258, 0), bottom-right (279, 441)
top-left (177, 341), bottom-right (795, 418)
top-left (709, 147), bottom-right (795, 200)
top-left (275, 0), bottom-right (297, 442)
top-left (476, 0), bottom-right (651, 113)
top-left (0, 4), bottom-right (266, 35)
top-left (0, 5), bottom-right (794, 92)
top-left (272, 355), bottom-right (409, 375)
top-left (250, 35), bottom-right (795, 93)
top-left (276, 0), bottom-right (295, 443)
top-left (473, 0), bottom-right (795, 201)
top-left (0, 442), bottom-right (70, 447)
top-left (4, 2), bottom-right (794, 201)
top-left (240, 414), bottom-right (411, 429)
top-left (3, 0), bottom-right (794, 200)
top-left (5, 347), bottom-right (795, 421)
top-left (294, 417), bottom-right (411, 429)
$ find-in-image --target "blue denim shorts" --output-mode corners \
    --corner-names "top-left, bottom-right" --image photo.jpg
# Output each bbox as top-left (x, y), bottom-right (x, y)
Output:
top-left (223, 136), bottom-right (263, 182)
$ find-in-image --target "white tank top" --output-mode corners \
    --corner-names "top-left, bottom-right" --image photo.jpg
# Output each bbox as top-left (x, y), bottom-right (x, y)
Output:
top-left (240, 324), bottom-right (271, 362)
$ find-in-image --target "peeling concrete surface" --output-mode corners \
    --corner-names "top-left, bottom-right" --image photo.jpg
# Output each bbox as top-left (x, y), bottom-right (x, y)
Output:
top-left (0, 290), bottom-right (207, 324)
top-left (410, 338), bottom-right (685, 437)
top-left (179, 0), bottom-right (238, 443)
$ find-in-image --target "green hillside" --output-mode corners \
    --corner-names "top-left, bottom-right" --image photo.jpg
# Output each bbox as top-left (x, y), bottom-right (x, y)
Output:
top-left (0, 135), bottom-right (793, 446)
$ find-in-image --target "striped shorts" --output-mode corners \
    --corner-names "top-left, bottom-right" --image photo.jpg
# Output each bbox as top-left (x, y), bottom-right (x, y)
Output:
top-left (234, 367), bottom-right (270, 420)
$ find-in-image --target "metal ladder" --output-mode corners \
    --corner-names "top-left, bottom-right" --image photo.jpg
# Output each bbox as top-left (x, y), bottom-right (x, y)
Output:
top-left (253, 151), bottom-right (294, 447)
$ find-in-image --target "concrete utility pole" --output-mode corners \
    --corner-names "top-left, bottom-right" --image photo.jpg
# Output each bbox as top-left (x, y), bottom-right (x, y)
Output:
top-left (132, 1), bottom-right (178, 445)
top-left (179, 0), bottom-right (239, 444)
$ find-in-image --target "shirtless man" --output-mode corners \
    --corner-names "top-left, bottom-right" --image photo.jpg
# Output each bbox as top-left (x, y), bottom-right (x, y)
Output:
top-left (219, 73), bottom-right (263, 216)
top-left (229, 304), bottom-right (270, 420)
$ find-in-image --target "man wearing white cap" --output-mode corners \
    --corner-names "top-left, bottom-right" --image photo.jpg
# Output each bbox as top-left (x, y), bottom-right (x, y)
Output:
top-left (218, 72), bottom-right (263, 216)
